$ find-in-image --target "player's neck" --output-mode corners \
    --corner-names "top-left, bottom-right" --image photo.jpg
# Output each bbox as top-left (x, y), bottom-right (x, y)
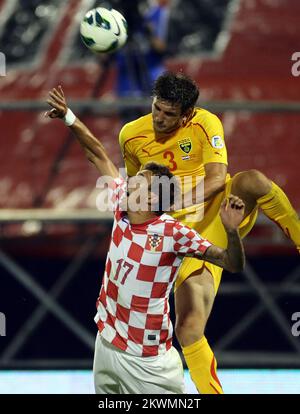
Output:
top-left (127, 210), bottom-right (158, 225)
top-left (154, 125), bottom-right (180, 140)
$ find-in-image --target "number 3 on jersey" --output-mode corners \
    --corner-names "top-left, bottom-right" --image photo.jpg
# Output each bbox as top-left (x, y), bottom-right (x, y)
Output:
top-left (163, 151), bottom-right (177, 172)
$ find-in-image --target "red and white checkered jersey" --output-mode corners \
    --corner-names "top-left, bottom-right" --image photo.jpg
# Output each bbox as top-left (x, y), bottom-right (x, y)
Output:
top-left (95, 177), bottom-right (212, 357)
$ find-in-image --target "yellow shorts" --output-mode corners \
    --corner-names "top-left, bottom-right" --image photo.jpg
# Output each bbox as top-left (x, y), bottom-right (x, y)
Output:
top-left (174, 174), bottom-right (258, 293)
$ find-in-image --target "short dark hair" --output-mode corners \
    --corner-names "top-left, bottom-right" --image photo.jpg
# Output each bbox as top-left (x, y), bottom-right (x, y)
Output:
top-left (143, 162), bottom-right (180, 215)
top-left (152, 71), bottom-right (200, 114)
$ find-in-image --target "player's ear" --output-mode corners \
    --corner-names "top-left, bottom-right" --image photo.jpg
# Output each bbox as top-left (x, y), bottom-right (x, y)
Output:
top-left (182, 108), bottom-right (193, 125)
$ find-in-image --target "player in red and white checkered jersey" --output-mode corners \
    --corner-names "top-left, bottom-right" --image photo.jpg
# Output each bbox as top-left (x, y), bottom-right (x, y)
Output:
top-left (95, 174), bottom-right (213, 358)
top-left (46, 87), bottom-right (246, 394)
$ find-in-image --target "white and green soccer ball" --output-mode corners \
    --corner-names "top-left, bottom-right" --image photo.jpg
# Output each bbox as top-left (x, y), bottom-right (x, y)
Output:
top-left (80, 7), bottom-right (128, 53)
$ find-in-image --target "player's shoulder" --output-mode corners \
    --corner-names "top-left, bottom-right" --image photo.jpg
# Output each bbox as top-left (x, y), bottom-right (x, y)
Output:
top-left (119, 113), bottom-right (153, 145)
top-left (190, 108), bottom-right (224, 138)
top-left (159, 214), bottom-right (192, 233)
top-left (160, 213), bottom-right (176, 223)
top-left (149, 214), bottom-right (177, 236)
top-left (191, 108), bottom-right (221, 125)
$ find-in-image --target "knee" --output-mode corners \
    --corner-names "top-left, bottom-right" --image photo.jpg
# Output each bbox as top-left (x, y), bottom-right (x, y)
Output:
top-left (175, 311), bottom-right (205, 347)
top-left (236, 169), bottom-right (272, 199)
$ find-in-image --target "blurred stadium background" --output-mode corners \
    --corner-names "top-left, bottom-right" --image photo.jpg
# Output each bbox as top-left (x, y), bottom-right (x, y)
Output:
top-left (0, 0), bottom-right (300, 394)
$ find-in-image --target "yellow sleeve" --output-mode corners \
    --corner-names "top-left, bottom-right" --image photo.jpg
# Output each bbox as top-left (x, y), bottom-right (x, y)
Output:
top-left (119, 123), bottom-right (141, 177)
top-left (199, 113), bottom-right (228, 166)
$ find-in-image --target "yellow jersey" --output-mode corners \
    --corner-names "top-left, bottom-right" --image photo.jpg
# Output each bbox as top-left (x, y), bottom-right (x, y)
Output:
top-left (119, 108), bottom-right (228, 229)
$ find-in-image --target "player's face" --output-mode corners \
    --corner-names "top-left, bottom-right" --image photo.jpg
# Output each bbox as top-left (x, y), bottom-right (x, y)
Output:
top-left (152, 97), bottom-right (183, 134)
top-left (127, 170), bottom-right (154, 211)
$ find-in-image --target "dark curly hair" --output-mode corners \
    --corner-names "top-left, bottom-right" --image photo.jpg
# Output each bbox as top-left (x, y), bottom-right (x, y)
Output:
top-left (152, 71), bottom-right (200, 114)
top-left (143, 162), bottom-right (180, 215)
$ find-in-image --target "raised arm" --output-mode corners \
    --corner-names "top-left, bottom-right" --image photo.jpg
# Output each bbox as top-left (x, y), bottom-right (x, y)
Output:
top-left (45, 86), bottom-right (119, 178)
top-left (203, 195), bottom-right (245, 273)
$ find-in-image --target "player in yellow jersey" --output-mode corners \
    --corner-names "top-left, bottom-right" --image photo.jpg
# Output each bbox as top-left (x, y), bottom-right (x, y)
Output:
top-left (119, 72), bottom-right (300, 394)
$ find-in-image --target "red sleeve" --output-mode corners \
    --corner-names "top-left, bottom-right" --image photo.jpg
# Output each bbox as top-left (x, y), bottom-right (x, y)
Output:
top-left (173, 221), bottom-right (212, 257)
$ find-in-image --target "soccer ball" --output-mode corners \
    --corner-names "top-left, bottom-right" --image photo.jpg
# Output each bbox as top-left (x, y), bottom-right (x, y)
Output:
top-left (80, 7), bottom-right (128, 53)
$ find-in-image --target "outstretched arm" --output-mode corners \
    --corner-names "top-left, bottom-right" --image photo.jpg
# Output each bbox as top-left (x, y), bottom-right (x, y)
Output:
top-left (45, 86), bottom-right (119, 178)
top-left (202, 195), bottom-right (245, 273)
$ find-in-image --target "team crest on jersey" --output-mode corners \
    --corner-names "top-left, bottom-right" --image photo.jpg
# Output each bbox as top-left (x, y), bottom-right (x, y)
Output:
top-left (178, 138), bottom-right (192, 154)
top-left (211, 135), bottom-right (224, 149)
top-left (146, 233), bottom-right (163, 252)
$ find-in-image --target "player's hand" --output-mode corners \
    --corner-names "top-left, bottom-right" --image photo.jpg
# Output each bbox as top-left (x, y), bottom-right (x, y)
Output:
top-left (220, 195), bottom-right (245, 232)
top-left (45, 85), bottom-right (67, 119)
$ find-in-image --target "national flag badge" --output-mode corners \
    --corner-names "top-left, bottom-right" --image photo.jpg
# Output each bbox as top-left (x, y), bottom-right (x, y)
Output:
top-left (146, 233), bottom-right (163, 252)
top-left (178, 138), bottom-right (192, 154)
